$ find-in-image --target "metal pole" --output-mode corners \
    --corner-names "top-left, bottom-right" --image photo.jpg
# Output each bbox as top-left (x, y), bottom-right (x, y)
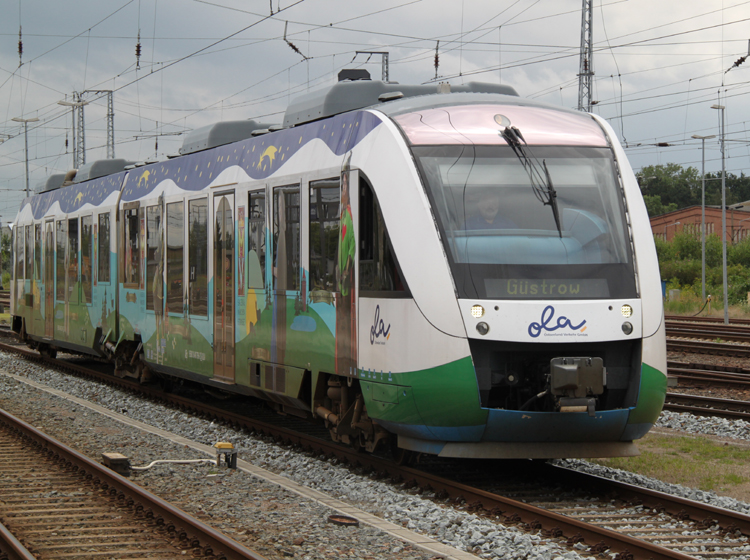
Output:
top-left (12, 116), bottom-right (39, 197)
top-left (693, 133), bottom-right (715, 304)
top-left (721, 108), bottom-right (728, 324)
top-left (712, 104), bottom-right (729, 324)
top-left (22, 121), bottom-right (29, 197)
top-left (701, 139), bottom-right (706, 302)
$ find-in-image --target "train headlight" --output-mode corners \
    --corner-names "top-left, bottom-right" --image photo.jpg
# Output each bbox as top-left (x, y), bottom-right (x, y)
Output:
top-left (471, 305), bottom-right (485, 318)
top-left (622, 322), bottom-right (633, 335)
top-left (621, 304), bottom-right (633, 318)
top-left (476, 322), bottom-right (490, 336)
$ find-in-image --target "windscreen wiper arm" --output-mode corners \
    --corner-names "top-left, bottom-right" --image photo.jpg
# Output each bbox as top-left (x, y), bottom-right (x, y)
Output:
top-left (501, 126), bottom-right (563, 238)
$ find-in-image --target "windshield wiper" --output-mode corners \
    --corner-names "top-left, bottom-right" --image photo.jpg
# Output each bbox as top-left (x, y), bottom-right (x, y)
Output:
top-left (501, 126), bottom-right (563, 238)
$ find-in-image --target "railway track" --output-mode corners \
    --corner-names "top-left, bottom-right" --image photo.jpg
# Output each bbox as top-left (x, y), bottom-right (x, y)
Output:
top-left (2, 341), bottom-right (750, 559)
top-left (0, 406), bottom-right (265, 560)
top-left (668, 361), bottom-right (750, 390)
top-left (663, 392), bottom-right (750, 421)
top-left (667, 339), bottom-right (750, 357)
top-left (666, 315), bottom-right (750, 326)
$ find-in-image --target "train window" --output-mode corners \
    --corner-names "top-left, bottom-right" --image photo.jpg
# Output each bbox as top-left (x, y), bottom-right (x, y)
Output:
top-left (98, 213), bottom-right (110, 283)
top-left (81, 216), bottom-right (93, 304)
top-left (14, 227), bottom-right (22, 282)
top-left (309, 179), bottom-right (340, 292)
top-left (247, 192), bottom-right (265, 289)
top-left (359, 177), bottom-right (409, 296)
top-left (123, 208), bottom-right (141, 287)
top-left (34, 224), bottom-right (41, 282)
top-left (146, 206), bottom-right (162, 311)
top-left (188, 198), bottom-right (208, 316)
top-left (56, 220), bottom-right (66, 300)
top-left (67, 218), bottom-right (79, 304)
top-left (24, 225), bottom-right (32, 281)
top-left (167, 201), bottom-right (184, 312)
top-left (273, 186), bottom-right (300, 291)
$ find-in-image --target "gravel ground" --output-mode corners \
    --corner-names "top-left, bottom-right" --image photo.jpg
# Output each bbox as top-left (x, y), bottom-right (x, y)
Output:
top-left (4, 349), bottom-right (750, 559)
top-left (0, 353), bottom-right (593, 560)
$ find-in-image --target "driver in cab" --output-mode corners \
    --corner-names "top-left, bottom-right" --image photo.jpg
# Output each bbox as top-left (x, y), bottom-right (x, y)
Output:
top-left (464, 189), bottom-right (516, 230)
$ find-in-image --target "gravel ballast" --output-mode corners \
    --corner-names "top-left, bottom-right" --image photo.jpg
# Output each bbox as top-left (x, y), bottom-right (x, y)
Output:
top-left (0, 352), bottom-right (592, 560)
top-left (3, 350), bottom-right (750, 559)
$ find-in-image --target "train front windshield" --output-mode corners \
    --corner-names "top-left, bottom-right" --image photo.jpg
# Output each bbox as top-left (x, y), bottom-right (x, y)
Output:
top-left (415, 145), bottom-right (637, 300)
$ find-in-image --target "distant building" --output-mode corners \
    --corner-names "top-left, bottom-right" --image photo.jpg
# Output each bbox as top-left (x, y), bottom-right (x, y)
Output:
top-left (649, 202), bottom-right (750, 243)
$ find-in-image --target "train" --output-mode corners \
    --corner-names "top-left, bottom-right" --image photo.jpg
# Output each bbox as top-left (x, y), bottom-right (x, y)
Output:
top-left (10, 70), bottom-right (667, 459)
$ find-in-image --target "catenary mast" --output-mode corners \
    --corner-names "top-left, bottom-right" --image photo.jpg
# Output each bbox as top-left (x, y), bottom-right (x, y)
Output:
top-left (577, 0), bottom-right (594, 112)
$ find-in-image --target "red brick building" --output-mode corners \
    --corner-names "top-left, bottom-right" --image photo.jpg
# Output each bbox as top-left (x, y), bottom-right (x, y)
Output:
top-left (649, 203), bottom-right (750, 243)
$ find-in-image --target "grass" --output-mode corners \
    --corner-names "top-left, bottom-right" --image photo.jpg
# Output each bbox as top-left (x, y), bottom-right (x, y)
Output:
top-left (591, 432), bottom-right (750, 496)
top-left (0, 312), bottom-right (9, 325)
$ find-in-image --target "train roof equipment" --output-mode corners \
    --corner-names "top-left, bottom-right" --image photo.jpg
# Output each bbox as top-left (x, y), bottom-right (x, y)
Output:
top-left (179, 119), bottom-right (276, 156)
top-left (35, 173), bottom-right (66, 193)
top-left (72, 159), bottom-right (135, 184)
top-left (282, 71), bottom-right (519, 128)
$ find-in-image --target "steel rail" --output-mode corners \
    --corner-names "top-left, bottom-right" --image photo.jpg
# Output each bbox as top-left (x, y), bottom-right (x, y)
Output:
top-left (1, 342), bottom-right (745, 559)
top-left (667, 339), bottom-right (750, 357)
top-left (0, 520), bottom-right (36, 560)
top-left (666, 315), bottom-right (750, 326)
top-left (0, 407), bottom-right (267, 560)
top-left (664, 392), bottom-right (750, 421)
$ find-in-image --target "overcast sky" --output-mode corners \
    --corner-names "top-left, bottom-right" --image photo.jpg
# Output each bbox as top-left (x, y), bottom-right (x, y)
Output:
top-left (1, 0), bottom-right (749, 223)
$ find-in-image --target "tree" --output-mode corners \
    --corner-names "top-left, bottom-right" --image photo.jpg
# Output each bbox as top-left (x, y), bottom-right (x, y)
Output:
top-left (0, 232), bottom-right (10, 276)
top-left (637, 163), bottom-right (702, 216)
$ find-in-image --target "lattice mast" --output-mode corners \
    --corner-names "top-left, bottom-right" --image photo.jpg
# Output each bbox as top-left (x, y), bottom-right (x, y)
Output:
top-left (74, 91), bottom-right (86, 168)
top-left (577, 0), bottom-right (594, 112)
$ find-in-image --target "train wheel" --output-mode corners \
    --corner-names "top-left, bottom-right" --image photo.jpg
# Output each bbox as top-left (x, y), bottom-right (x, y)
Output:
top-left (39, 345), bottom-right (57, 359)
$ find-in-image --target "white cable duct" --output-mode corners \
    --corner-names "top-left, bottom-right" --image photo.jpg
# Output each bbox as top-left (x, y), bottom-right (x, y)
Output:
top-left (131, 459), bottom-right (217, 471)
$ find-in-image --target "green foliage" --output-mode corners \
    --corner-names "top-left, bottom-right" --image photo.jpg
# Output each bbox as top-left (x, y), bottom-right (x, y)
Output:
top-left (0, 233), bottom-right (10, 275)
top-left (1, 272), bottom-right (8, 288)
top-left (637, 163), bottom-right (750, 217)
top-left (643, 195), bottom-right (678, 218)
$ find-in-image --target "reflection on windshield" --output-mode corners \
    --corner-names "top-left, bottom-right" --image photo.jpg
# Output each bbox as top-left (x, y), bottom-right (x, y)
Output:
top-left (416, 145), bottom-right (636, 300)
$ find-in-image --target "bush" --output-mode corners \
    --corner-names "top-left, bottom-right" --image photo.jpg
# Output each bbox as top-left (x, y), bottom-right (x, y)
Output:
top-left (659, 259), bottom-right (701, 286)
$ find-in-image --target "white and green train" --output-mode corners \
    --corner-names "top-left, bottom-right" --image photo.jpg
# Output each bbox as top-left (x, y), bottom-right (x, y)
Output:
top-left (12, 72), bottom-right (666, 459)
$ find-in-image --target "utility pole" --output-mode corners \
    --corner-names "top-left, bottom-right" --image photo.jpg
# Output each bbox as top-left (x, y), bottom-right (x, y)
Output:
top-left (11, 116), bottom-right (39, 197)
top-left (58, 94), bottom-right (88, 169)
top-left (712, 103), bottom-right (728, 324)
top-left (84, 90), bottom-right (115, 159)
top-left (577, 0), bottom-right (594, 112)
top-left (355, 51), bottom-right (389, 82)
top-left (692, 134), bottom-right (715, 304)
top-left (75, 91), bottom-right (86, 167)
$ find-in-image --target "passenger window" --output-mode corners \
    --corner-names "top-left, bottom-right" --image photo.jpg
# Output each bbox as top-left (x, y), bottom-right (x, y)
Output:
top-left (81, 216), bottom-right (92, 304)
top-left (167, 202), bottom-right (184, 312)
top-left (98, 213), bottom-right (111, 283)
top-left (273, 186), bottom-right (300, 291)
top-left (146, 206), bottom-right (162, 311)
top-left (56, 220), bottom-right (66, 300)
top-left (34, 224), bottom-right (41, 282)
top-left (309, 179), bottom-right (340, 292)
top-left (188, 198), bottom-right (208, 316)
top-left (123, 208), bottom-right (141, 287)
top-left (67, 218), bottom-right (79, 304)
top-left (359, 177), bottom-right (409, 296)
top-left (247, 192), bottom-right (266, 289)
top-left (25, 225), bottom-right (32, 281)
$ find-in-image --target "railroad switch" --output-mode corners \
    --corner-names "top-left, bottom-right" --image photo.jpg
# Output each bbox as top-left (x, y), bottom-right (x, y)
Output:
top-left (101, 452), bottom-right (131, 476)
top-left (214, 442), bottom-right (237, 469)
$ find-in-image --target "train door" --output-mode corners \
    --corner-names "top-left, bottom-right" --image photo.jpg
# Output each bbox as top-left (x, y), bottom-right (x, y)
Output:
top-left (213, 192), bottom-right (235, 382)
top-left (44, 220), bottom-right (54, 338)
